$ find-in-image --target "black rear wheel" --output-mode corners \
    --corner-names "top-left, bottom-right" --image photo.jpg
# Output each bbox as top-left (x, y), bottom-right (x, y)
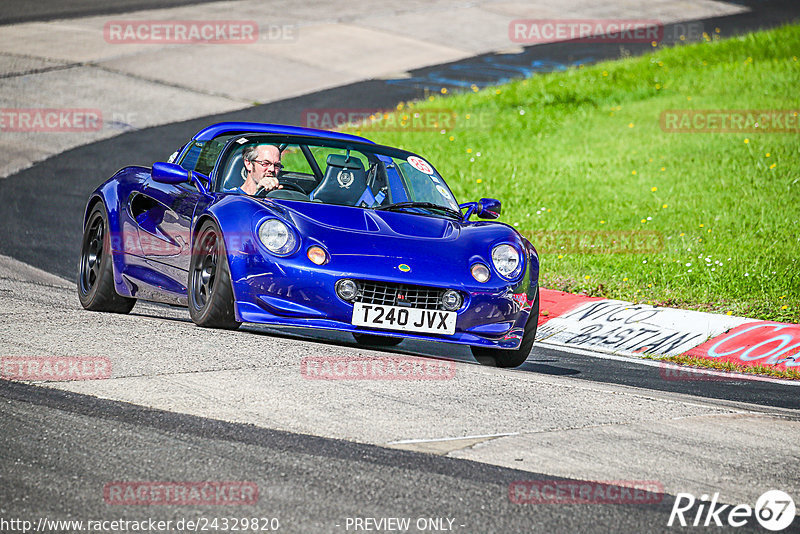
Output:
top-left (471, 288), bottom-right (539, 368)
top-left (188, 220), bottom-right (241, 330)
top-left (77, 204), bottom-right (136, 313)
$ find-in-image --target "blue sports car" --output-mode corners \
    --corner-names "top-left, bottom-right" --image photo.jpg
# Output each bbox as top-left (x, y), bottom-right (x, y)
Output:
top-left (78, 122), bottom-right (540, 367)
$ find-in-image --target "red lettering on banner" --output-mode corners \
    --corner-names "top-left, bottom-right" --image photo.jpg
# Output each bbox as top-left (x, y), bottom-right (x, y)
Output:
top-left (687, 321), bottom-right (800, 369)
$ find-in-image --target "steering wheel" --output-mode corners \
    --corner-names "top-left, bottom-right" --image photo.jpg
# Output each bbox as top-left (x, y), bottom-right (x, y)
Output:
top-left (254, 181), bottom-right (307, 197)
top-left (276, 181), bottom-right (307, 193)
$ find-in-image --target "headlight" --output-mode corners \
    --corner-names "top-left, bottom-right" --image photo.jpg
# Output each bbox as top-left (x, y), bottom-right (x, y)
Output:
top-left (471, 263), bottom-right (490, 283)
top-left (491, 244), bottom-right (522, 279)
top-left (258, 219), bottom-right (297, 255)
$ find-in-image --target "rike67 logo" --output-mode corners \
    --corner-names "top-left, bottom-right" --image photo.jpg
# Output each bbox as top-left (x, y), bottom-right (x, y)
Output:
top-left (668, 490), bottom-right (796, 531)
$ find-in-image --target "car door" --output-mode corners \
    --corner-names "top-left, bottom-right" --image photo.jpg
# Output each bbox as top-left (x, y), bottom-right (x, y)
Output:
top-left (128, 140), bottom-right (220, 293)
top-left (128, 179), bottom-right (209, 292)
top-left (131, 180), bottom-right (198, 262)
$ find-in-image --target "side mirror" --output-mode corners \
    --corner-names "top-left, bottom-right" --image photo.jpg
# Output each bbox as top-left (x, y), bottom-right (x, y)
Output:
top-left (152, 162), bottom-right (189, 184)
top-left (476, 198), bottom-right (501, 219)
top-left (151, 162), bottom-right (209, 194)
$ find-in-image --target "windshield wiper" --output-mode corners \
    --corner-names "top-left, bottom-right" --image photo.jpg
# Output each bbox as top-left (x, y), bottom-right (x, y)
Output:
top-left (376, 201), bottom-right (462, 219)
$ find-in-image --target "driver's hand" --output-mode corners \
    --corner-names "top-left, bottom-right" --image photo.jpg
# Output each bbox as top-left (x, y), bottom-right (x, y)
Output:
top-left (256, 175), bottom-right (281, 192)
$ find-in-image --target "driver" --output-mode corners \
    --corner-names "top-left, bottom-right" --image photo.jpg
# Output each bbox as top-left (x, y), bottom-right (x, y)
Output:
top-left (239, 144), bottom-right (282, 195)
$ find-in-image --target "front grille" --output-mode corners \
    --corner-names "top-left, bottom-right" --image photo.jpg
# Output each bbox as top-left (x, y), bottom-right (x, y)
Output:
top-left (355, 280), bottom-right (446, 310)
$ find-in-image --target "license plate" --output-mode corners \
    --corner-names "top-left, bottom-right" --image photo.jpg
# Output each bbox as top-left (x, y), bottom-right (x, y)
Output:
top-left (352, 303), bottom-right (456, 335)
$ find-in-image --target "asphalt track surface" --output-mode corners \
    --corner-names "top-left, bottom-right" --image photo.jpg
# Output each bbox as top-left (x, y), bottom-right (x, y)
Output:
top-left (2, 380), bottom-right (767, 534)
top-left (0, 0), bottom-right (226, 26)
top-left (1, 2), bottom-right (799, 532)
top-left (201, 324), bottom-right (800, 410)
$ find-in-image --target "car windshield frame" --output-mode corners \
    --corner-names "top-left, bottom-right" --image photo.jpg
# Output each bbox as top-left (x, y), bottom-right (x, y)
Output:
top-left (210, 133), bottom-right (460, 217)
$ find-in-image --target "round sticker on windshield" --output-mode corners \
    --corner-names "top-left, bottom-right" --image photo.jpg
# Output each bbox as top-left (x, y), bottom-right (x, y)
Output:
top-left (436, 184), bottom-right (452, 199)
top-left (408, 156), bottom-right (433, 174)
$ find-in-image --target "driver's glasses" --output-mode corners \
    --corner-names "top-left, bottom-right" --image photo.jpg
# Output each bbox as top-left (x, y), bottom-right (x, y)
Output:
top-left (251, 159), bottom-right (283, 170)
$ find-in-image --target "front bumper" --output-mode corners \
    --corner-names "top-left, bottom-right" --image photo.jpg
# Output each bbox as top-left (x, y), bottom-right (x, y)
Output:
top-left (228, 252), bottom-right (537, 349)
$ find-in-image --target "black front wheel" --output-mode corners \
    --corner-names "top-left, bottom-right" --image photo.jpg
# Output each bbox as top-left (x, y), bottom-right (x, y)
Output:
top-left (471, 288), bottom-right (540, 368)
top-left (77, 204), bottom-right (136, 313)
top-left (188, 221), bottom-right (241, 330)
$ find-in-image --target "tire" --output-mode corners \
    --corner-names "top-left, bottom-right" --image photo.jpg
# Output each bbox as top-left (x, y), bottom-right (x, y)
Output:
top-left (77, 204), bottom-right (136, 313)
top-left (471, 288), bottom-right (540, 368)
top-left (352, 333), bottom-right (404, 346)
top-left (188, 220), bottom-right (241, 330)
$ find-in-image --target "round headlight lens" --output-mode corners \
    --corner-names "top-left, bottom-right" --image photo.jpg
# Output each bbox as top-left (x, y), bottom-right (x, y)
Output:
top-left (307, 245), bottom-right (328, 265)
top-left (491, 244), bottom-right (522, 279)
top-left (258, 219), bottom-right (296, 255)
top-left (471, 263), bottom-right (490, 283)
top-left (336, 279), bottom-right (358, 301)
top-left (441, 289), bottom-right (462, 311)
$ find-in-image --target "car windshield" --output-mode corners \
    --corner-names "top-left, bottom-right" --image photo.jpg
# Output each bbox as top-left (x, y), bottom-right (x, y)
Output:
top-left (213, 134), bottom-right (461, 218)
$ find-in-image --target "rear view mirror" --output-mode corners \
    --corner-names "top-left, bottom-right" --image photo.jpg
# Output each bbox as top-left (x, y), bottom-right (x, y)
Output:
top-left (151, 162), bottom-right (209, 194)
top-left (476, 198), bottom-right (501, 219)
top-left (152, 162), bottom-right (190, 184)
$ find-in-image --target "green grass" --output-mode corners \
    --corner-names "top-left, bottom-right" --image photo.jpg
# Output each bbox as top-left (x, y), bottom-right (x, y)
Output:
top-left (346, 24), bottom-right (800, 323)
top-left (643, 354), bottom-right (800, 380)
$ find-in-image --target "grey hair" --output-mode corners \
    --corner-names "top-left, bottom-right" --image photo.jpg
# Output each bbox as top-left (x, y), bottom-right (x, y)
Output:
top-left (242, 144), bottom-right (279, 162)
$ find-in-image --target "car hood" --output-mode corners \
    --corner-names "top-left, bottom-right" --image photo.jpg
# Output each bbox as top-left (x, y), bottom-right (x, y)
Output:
top-left (268, 200), bottom-right (520, 286)
top-left (278, 200), bottom-right (459, 240)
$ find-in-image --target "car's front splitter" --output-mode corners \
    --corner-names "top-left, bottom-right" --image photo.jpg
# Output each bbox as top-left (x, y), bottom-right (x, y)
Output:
top-left (235, 300), bottom-right (530, 349)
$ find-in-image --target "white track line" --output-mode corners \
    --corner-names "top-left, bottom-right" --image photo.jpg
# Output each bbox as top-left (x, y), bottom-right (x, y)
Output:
top-left (387, 432), bottom-right (520, 445)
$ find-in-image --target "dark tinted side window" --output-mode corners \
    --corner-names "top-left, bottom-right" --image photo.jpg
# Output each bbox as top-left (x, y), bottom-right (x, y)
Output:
top-left (179, 142), bottom-right (203, 172)
top-left (179, 139), bottom-right (226, 176)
